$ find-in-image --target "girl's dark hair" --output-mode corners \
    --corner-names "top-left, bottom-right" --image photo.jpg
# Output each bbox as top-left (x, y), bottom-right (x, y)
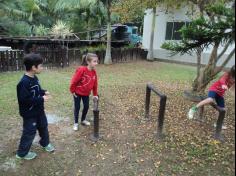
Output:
top-left (230, 65), bottom-right (235, 79)
top-left (81, 53), bottom-right (98, 66)
top-left (23, 53), bottom-right (43, 71)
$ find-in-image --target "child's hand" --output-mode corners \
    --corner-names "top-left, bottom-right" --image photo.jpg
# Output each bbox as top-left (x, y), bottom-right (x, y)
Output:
top-left (43, 95), bottom-right (51, 101)
top-left (73, 93), bottom-right (77, 98)
top-left (222, 85), bottom-right (229, 90)
top-left (93, 96), bottom-right (99, 100)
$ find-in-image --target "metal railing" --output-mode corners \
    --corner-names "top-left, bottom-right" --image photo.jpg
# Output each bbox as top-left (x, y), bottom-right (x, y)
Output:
top-left (145, 83), bottom-right (167, 139)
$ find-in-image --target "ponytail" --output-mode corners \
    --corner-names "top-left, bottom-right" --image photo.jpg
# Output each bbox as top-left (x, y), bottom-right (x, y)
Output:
top-left (81, 54), bottom-right (88, 66)
top-left (81, 53), bottom-right (98, 66)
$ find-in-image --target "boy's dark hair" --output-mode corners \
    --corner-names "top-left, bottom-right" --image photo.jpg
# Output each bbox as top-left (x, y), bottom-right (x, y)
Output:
top-left (23, 53), bottom-right (43, 71)
top-left (230, 65), bottom-right (235, 79)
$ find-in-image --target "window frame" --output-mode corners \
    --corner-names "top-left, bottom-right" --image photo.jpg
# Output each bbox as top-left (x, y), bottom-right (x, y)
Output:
top-left (165, 21), bottom-right (190, 41)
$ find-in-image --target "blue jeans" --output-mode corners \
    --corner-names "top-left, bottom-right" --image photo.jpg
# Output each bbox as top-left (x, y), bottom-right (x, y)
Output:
top-left (208, 91), bottom-right (225, 108)
top-left (17, 113), bottom-right (49, 157)
top-left (74, 95), bottom-right (90, 123)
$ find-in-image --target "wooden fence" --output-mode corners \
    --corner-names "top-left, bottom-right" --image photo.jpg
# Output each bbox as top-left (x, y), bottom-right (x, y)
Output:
top-left (0, 48), bottom-right (147, 72)
top-left (0, 50), bottom-right (24, 72)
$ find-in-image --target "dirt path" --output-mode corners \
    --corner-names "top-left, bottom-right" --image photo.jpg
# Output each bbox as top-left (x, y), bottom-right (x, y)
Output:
top-left (0, 82), bottom-right (235, 176)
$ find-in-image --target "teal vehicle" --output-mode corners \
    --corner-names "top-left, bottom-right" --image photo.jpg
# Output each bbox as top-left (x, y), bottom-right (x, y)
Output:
top-left (92, 24), bottom-right (142, 45)
top-left (127, 25), bottom-right (142, 45)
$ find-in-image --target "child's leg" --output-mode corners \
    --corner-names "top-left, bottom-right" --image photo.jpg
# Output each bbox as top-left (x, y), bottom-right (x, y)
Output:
top-left (37, 113), bottom-right (49, 147)
top-left (188, 91), bottom-right (216, 119)
top-left (81, 96), bottom-right (90, 122)
top-left (214, 95), bottom-right (227, 130)
top-left (74, 95), bottom-right (82, 124)
top-left (194, 91), bottom-right (217, 109)
top-left (196, 97), bottom-right (215, 108)
top-left (215, 95), bottom-right (226, 111)
top-left (17, 118), bottom-right (37, 157)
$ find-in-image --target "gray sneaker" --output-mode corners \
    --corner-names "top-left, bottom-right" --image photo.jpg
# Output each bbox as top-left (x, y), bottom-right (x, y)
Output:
top-left (43, 143), bottom-right (55, 152)
top-left (16, 152), bottom-right (37, 160)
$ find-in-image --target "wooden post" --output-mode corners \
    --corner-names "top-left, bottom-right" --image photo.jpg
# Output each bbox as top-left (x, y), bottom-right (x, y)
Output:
top-left (90, 97), bottom-right (101, 142)
top-left (145, 85), bottom-right (151, 119)
top-left (214, 110), bottom-right (226, 142)
top-left (157, 96), bottom-right (167, 139)
top-left (145, 83), bottom-right (167, 140)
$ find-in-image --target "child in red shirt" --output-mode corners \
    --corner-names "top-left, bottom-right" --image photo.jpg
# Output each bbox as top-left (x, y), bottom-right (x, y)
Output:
top-left (70, 53), bottom-right (98, 131)
top-left (188, 65), bottom-right (235, 120)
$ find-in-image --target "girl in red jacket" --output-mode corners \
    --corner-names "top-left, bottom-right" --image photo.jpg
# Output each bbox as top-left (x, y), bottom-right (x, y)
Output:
top-left (70, 53), bottom-right (98, 131)
top-left (188, 65), bottom-right (235, 121)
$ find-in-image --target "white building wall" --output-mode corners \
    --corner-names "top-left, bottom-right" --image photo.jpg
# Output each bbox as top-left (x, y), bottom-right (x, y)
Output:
top-left (143, 5), bottom-right (235, 68)
top-left (142, 9), bottom-right (153, 50)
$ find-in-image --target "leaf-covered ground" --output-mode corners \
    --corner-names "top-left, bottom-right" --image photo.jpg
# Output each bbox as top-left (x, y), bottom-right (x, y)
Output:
top-left (0, 61), bottom-right (235, 176)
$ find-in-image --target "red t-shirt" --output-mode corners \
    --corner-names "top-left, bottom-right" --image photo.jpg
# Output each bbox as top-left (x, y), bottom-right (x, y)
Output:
top-left (70, 66), bottom-right (98, 96)
top-left (209, 72), bottom-right (235, 97)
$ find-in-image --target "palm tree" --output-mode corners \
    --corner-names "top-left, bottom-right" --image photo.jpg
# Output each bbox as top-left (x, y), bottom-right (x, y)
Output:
top-left (0, 0), bottom-right (28, 17)
top-left (101, 0), bottom-right (113, 65)
top-left (35, 0), bottom-right (61, 27)
top-left (55, 0), bottom-right (114, 64)
top-left (0, 0), bottom-right (46, 36)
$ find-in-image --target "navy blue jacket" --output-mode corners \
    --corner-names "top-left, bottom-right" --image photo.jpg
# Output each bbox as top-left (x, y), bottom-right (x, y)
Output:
top-left (17, 74), bottom-right (46, 118)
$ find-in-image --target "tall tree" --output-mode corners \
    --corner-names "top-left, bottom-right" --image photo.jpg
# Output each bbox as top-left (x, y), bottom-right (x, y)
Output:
top-left (143, 0), bottom-right (183, 61)
top-left (0, 0), bottom-right (40, 36)
top-left (162, 2), bottom-right (235, 93)
top-left (101, 0), bottom-right (113, 64)
top-left (55, 0), bottom-right (114, 65)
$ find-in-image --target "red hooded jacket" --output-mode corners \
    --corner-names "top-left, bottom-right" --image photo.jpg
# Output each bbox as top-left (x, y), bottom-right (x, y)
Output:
top-left (70, 66), bottom-right (98, 96)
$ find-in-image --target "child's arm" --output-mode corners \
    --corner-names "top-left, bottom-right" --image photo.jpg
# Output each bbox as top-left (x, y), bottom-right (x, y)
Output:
top-left (17, 83), bottom-right (44, 105)
top-left (70, 68), bottom-right (84, 94)
top-left (93, 73), bottom-right (98, 98)
top-left (219, 73), bottom-right (229, 89)
top-left (34, 76), bottom-right (48, 96)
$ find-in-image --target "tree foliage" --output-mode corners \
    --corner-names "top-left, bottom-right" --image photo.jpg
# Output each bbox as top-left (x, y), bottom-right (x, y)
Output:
top-left (112, 0), bottom-right (185, 24)
top-left (162, 2), bottom-right (235, 93)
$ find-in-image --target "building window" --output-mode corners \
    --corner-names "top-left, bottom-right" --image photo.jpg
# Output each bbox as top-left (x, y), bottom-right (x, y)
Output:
top-left (165, 22), bottom-right (190, 40)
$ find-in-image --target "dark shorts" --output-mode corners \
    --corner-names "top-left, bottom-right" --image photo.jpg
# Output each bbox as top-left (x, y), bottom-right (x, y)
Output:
top-left (208, 91), bottom-right (225, 108)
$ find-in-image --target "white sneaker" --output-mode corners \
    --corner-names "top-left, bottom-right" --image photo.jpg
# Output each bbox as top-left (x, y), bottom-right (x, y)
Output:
top-left (73, 123), bottom-right (79, 131)
top-left (214, 123), bottom-right (227, 130)
top-left (81, 120), bottom-right (91, 126)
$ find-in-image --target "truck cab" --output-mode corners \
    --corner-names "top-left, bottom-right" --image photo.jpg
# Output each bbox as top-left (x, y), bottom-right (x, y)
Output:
top-left (127, 26), bottom-right (142, 45)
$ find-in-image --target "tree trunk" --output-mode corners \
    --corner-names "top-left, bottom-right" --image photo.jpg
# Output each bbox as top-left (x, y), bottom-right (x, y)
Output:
top-left (184, 1), bottom-right (235, 100)
top-left (192, 48), bottom-right (202, 92)
top-left (147, 7), bottom-right (156, 61)
top-left (192, 43), bottom-right (220, 94)
top-left (86, 21), bottom-right (90, 40)
top-left (104, 0), bottom-right (112, 65)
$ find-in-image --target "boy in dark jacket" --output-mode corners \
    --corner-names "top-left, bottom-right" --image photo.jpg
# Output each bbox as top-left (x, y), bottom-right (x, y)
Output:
top-left (16, 54), bottom-right (55, 160)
